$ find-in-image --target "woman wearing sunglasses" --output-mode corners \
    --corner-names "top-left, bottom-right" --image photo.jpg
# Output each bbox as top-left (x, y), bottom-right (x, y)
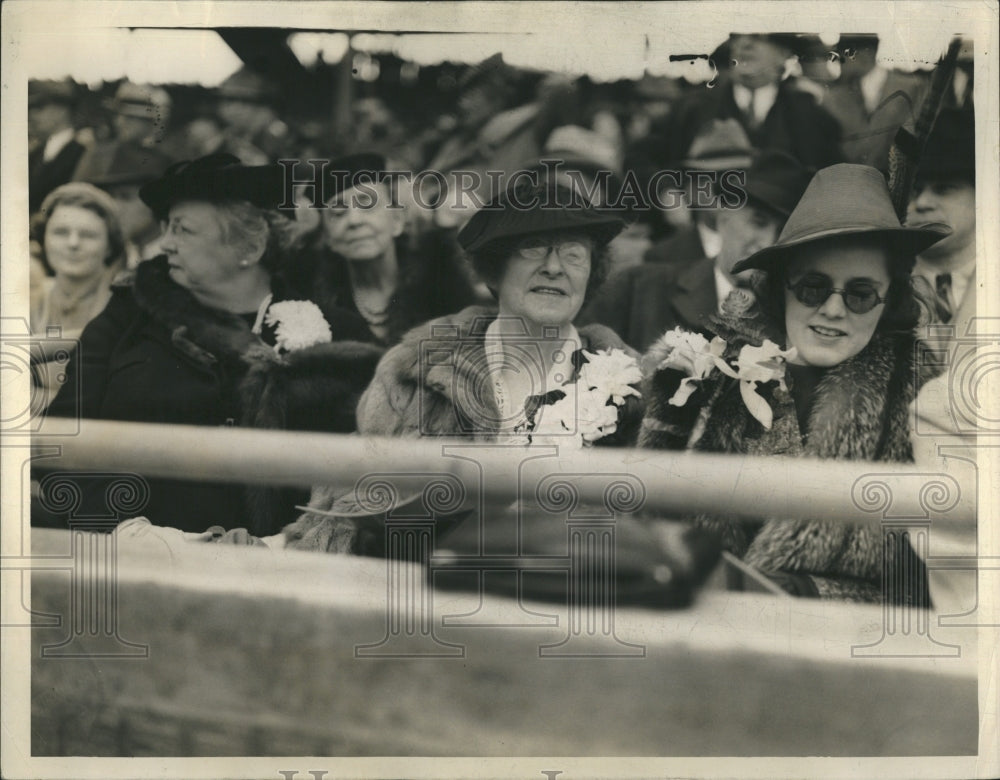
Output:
top-left (639, 164), bottom-right (950, 602)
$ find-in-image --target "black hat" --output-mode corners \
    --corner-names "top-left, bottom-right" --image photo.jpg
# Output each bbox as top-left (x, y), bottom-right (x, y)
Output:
top-left (138, 153), bottom-right (292, 219)
top-left (742, 150), bottom-right (813, 219)
top-left (913, 109), bottom-right (975, 184)
top-left (733, 164), bottom-right (949, 274)
top-left (457, 179), bottom-right (625, 253)
top-left (324, 152), bottom-right (387, 203)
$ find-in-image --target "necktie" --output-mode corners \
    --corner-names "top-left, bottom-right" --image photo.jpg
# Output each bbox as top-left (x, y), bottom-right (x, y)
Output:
top-left (934, 273), bottom-right (953, 324)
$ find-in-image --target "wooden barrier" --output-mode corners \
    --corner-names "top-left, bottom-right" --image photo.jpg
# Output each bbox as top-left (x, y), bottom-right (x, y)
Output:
top-left (29, 528), bottom-right (978, 757)
top-left (33, 418), bottom-right (976, 526)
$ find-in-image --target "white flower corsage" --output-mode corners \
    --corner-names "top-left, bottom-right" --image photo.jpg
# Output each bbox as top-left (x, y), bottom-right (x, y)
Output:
top-left (655, 327), bottom-right (796, 431)
top-left (264, 300), bottom-right (333, 354)
top-left (531, 348), bottom-right (641, 449)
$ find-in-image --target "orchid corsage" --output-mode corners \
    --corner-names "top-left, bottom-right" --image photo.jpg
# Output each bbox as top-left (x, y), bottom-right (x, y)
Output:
top-left (529, 348), bottom-right (641, 449)
top-left (654, 327), bottom-right (796, 443)
top-left (263, 300), bottom-right (333, 354)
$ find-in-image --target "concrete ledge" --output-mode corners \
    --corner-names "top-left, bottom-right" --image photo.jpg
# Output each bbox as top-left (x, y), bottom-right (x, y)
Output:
top-left (29, 529), bottom-right (977, 756)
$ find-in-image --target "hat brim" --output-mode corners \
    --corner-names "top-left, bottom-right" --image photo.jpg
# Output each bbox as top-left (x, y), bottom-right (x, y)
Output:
top-left (139, 164), bottom-right (289, 218)
top-left (732, 222), bottom-right (951, 275)
top-left (459, 209), bottom-right (626, 253)
top-left (680, 154), bottom-right (753, 171)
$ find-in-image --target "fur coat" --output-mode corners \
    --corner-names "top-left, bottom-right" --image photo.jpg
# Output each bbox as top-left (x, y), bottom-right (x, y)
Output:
top-left (638, 303), bottom-right (932, 603)
top-left (45, 256), bottom-right (385, 535)
top-left (284, 305), bottom-right (645, 554)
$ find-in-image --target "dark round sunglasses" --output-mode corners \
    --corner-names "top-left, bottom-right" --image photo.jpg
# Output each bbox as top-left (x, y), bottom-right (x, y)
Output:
top-left (786, 277), bottom-right (886, 314)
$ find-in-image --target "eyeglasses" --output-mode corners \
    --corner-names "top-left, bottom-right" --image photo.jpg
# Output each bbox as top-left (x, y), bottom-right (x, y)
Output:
top-left (786, 277), bottom-right (886, 314)
top-left (515, 238), bottom-right (591, 266)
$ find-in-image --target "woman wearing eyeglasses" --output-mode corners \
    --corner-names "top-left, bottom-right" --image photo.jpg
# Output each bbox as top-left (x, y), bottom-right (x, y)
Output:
top-left (639, 164), bottom-right (950, 602)
top-left (286, 179), bottom-right (646, 553)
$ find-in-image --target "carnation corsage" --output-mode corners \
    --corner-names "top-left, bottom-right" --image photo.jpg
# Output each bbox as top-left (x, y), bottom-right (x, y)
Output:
top-left (263, 300), bottom-right (333, 354)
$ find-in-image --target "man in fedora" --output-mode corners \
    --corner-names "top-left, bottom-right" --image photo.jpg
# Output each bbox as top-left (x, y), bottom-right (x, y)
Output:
top-left (906, 109), bottom-right (976, 323)
top-left (666, 33), bottom-right (842, 172)
top-left (644, 117), bottom-right (755, 267)
top-left (577, 150), bottom-right (810, 352)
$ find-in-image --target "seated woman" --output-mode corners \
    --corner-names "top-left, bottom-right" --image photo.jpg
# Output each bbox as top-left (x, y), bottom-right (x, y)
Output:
top-left (285, 178), bottom-right (645, 553)
top-left (639, 164), bottom-right (949, 602)
top-left (30, 182), bottom-right (127, 407)
top-left (40, 153), bottom-right (384, 535)
top-left (284, 152), bottom-right (482, 346)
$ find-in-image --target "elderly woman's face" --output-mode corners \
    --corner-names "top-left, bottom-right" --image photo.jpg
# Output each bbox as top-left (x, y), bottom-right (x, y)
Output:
top-left (496, 233), bottom-right (592, 329)
top-left (322, 182), bottom-right (404, 262)
top-left (784, 241), bottom-right (891, 367)
top-left (44, 205), bottom-right (111, 280)
top-left (160, 201), bottom-right (248, 296)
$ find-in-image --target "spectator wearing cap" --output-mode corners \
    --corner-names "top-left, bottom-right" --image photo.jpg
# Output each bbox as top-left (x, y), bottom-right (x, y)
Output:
top-left (578, 151), bottom-right (810, 352)
top-left (667, 33), bottom-right (842, 171)
top-left (287, 153), bottom-right (480, 346)
top-left (644, 118), bottom-right (755, 268)
top-left (821, 34), bottom-right (929, 170)
top-left (29, 79), bottom-right (89, 213)
top-left (41, 154), bottom-right (381, 536)
top-left (906, 109), bottom-right (977, 324)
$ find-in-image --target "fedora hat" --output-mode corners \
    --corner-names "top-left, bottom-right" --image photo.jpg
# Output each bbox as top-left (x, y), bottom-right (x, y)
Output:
top-left (733, 164), bottom-right (949, 274)
top-left (740, 150), bottom-right (811, 218)
top-left (457, 179), bottom-right (625, 253)
top-left (681, 119), bottom-right (754, 171)
top-left (139, 153), bottom-right (292, 219)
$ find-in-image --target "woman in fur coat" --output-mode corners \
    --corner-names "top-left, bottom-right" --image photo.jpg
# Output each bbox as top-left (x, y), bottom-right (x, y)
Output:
top-left (285, 178), bottom-right (645, 554)
top-left (39, 154), bottom-right (384, 535)
top-left (639, 164), bottom-right (950, 602)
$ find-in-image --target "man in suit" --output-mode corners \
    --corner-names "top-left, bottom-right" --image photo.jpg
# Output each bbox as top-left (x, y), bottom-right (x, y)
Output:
top-left (667, 34), bottom-right (842, 172)
top-left (644, 118), bottom-right (755, 267)
top-left (28, 80), bottom-right (88, 214)
top-left (577, 151), bottom-right (810, 352)
top-left (907, 109), bottom-right (977, 324)
top-left (821, 34), bottom-right (929, 171)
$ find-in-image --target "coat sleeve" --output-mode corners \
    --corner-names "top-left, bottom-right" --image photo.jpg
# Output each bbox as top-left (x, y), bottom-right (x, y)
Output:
top-left (46, 290), bottom-right (135, 420)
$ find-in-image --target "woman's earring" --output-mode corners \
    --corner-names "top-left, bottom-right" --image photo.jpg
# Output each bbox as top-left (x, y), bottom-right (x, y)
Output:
top-left (239, 260), bottom-right (250, 268)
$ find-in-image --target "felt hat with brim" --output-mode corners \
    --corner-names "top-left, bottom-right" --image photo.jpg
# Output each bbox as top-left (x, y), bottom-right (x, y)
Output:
top-left (457, 180), bottom-right (626, 252)
top-left (741, 150), bottom-right (812, 219)
top-left (105, 81), bottom-right (172, 119)
top-left (139, 153), bottom-right (293, 219)
top-left (733, 163), bottom-right (949, 274)
top-left (681, 118), bottom-right (754, 171)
